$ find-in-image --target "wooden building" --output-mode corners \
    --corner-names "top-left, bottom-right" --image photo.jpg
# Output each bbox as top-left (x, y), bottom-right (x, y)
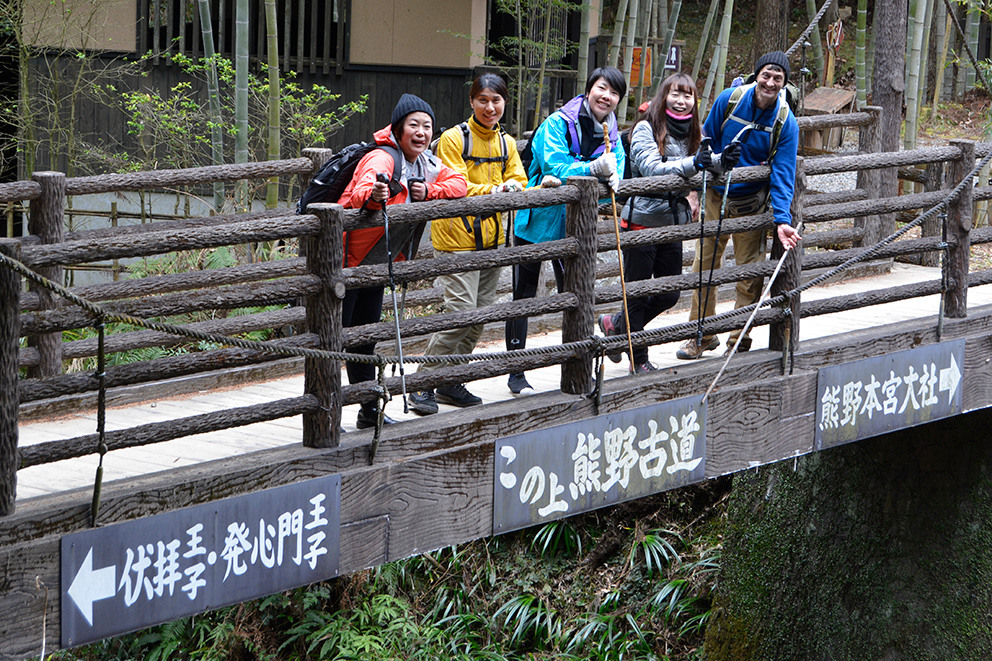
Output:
top-left (15, 0), bottom-right (602, 176)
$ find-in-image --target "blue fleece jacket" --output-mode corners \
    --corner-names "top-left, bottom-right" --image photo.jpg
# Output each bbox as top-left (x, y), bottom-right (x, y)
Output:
top-left (703, 85), bottom-right (799, 225)
top-left (514, 98), bottom-right (625, 244)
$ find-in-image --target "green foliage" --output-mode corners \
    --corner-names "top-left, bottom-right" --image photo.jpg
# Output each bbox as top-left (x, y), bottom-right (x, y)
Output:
top-left (85, 52), bottom-right (367, 210)
top-left (630, 526), bottom-right (683, 576)
top-left (63, 482), bottom-right (731, 660)
top-left (532, 519), bottom-right (583, 558)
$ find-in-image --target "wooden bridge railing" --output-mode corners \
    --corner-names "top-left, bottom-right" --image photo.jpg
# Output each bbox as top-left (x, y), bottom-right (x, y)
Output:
top-left (2, 109), bottom-right (991, 519)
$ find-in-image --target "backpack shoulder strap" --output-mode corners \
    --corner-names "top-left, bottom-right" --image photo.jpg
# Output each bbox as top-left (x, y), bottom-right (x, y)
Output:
top-left (720, 83), bottom-right (753, 134)
top-left (767, 89), bottom-right (791, 163)
top-left (377, 144), bottom-right (403, 183)
top-left (498, 128), bottom-right (509, 174)
top-left (459, 122), bottom-right (472, 162)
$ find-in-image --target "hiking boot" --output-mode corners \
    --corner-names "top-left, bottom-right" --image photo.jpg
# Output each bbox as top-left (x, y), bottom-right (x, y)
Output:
top-left (508, 372), bottom-right (535, 395)
top-left (633, 361), bottom-right (658, 374)
top-left (676, 337), bottom-right (720, 360)
top-left (436, 384), bottom-right (482, 407)
top-left (724, 337), bottom-right (753, 356)
top-left (598, 313), bottom-right (623, 363)
top-left (356, 407), bottom-right (398, 429)
top-left (407, 389), bottom-right (438, 416)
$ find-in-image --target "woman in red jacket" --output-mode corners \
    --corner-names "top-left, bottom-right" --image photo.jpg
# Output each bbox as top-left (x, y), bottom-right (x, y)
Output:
top-left (337, 94), bottom-right (467, 429)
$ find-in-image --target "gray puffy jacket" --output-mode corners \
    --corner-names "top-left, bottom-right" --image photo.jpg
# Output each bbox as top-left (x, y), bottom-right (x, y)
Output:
top-left (622, 119), bottom-right (696, 228)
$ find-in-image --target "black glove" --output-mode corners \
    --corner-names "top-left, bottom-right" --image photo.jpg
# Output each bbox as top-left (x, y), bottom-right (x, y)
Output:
top-left (720, 142), bottom-right (742, 171)
top-left (693, 145), bottom-right (713, 171)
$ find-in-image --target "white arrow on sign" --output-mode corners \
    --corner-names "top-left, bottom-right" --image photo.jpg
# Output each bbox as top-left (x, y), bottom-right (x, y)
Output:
top-left (940, 353), bottom-right (962, 405)
top-left (67, 548), bottom-right (117, 626)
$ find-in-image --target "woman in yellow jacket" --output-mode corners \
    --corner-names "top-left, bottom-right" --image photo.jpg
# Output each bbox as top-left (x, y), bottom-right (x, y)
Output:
top-left (408, 74), bottom-right (528, 415)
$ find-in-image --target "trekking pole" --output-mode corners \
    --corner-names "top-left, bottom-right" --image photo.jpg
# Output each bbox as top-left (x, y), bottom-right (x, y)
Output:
top-left (377, 173), bottom-right (409, 412)
top-left (602, 121), bottom-right (635, 373)
top-left (695, 137), bottom-right (711, 348)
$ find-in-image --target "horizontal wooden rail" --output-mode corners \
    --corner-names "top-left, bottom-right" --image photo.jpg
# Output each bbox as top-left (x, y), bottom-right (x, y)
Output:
top-left (21, 215), bottom-right (321, 268)
top-left (0, 180), bottom-right (41, 203)
top-left (64, 158), bottom-right (314, 195)
top-left (342, 293), bottom-right (578, 347)
top-left (19, 395), bottom-right (320, 467)
top-left (18, 335), bottom-right (318, 403)
top-left (19, 258), bottom-right (306, 312)
top-left (20, 276), bottom-right (318, 335)
top-left (805, 189), bottom-right (949, 223)
top-left (19, 307), bottom-right (306, 367)
top-left (345, 238), bottom-right (579, 289)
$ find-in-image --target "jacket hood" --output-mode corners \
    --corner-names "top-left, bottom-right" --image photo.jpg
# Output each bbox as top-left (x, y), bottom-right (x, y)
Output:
top-left (374, 125), bottom-right (400, 148)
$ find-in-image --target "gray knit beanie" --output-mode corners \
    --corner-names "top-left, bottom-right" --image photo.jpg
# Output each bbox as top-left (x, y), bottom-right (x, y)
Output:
top-left (391, 94), bottom-right (435, 135)
top-left (754, 51), bottom-right (790, 84)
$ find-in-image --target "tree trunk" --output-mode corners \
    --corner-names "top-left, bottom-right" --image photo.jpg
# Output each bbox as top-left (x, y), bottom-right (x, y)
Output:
top-left (870, 0), bottom-right (905, 244)
top-left (704, 408), bottom-right (992, 659)
top-left (752, 0), bottom-right (787, 64)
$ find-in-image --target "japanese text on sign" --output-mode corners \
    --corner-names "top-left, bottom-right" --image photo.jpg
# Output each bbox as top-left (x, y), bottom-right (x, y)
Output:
top-left (494, 396), bottom-right (706, 532)
top-left (62, 475), bottom-right (341, 647)
top-left (815, 340), bottom-right (964, 449)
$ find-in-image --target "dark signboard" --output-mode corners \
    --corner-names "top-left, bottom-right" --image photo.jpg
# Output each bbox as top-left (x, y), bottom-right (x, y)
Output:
top-left (815, 340), bottom-right (965, 449)
top-left (62, 475), bottom-right (341, 647)
top-left (494, 395), bottom-right (706, 533)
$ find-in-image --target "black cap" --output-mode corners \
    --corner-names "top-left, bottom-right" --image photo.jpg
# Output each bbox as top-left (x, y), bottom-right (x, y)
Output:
top-left (391, 94), bottom-right (435, 134)
top-left (755, 51), bottom-right (790, 84)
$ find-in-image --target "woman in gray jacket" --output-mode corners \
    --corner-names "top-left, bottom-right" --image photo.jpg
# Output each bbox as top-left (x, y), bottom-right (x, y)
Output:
top-left (599, 72), bottom-right (711, 372)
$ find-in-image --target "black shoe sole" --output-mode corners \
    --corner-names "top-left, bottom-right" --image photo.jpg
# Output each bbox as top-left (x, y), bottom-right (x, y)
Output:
top-left (435, 393), bottom-right (482, 407)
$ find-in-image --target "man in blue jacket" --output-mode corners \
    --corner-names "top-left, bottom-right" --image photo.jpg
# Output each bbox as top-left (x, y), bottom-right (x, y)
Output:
top-left (677, 50), bottom-right (802, 360)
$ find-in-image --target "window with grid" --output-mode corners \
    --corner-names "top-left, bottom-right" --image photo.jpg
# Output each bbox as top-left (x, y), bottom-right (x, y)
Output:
top-left (140, 0), bottom-right (345, 74)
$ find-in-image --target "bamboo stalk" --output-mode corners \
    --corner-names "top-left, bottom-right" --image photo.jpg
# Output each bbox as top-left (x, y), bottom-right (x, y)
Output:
top-left (692, 0), bottom-right (721, 82)
top-left (855, 0), bottom-right (867, 109)
top-left (609, 0), bottom-right (630, 69)
top-left (805, 0), bottom-right (826, 84)
top-left (618, 0), bottom-right (642, 121)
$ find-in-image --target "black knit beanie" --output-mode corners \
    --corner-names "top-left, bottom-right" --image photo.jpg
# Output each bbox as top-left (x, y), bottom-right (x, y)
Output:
top-left (391, 94), bottom-right (435, 135)
top-left (754, 51), bottom-right (790, 84)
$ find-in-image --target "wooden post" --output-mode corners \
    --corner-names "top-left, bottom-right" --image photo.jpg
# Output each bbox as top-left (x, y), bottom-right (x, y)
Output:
top-left (561, 177), bottom-right (599, 395)
top-left (303, 203), bottom-right (344, 447)
top-left (945, 139), bottom-right (974, 318)
top-left (854, 106), bottom-right (885, 251)
top-left (920, 160), bottom-right (946, 267)
top-left (770, 157), bottom-right (805, 353)
top-left (27, 171), bottom-right (65, 378)
top-left (0, 240), bottom-right (20, 515)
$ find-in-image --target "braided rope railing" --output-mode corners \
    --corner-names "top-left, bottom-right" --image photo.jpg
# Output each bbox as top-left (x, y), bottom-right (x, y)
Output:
top-left (786, 0), bottom-right (835, 58)
top-left (1, 141), bottom-right (984, 380)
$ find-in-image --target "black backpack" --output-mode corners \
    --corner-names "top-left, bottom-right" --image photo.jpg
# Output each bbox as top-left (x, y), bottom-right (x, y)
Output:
top-left (296, 143), bottom-right (402, 214)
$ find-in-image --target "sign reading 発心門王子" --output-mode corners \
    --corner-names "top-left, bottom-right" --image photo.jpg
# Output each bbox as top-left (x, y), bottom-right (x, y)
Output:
top-left (815, 340), bottom-right (965, 449)
top-left (494, 395), bottom-right (706, 533)
top-left (61, 475), bottom-right (340, 647)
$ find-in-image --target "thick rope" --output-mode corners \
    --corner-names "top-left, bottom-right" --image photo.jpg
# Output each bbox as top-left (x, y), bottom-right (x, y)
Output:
top-left (786, 0), bottom-right (835, 58)
top-left (3, 138), bottom-right (986, 379)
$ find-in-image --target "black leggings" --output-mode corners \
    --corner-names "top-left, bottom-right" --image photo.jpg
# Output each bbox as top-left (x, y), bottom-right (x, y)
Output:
top-left (342, 286), bottom-right (384, 389)
top-left (504, 237), bottom-right (565, 352)
top-left (618, 239), bottom-right (682, 364)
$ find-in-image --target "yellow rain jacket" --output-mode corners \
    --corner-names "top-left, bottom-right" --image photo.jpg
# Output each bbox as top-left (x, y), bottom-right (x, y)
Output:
top-left (431, 115), bottom-right (528, 252)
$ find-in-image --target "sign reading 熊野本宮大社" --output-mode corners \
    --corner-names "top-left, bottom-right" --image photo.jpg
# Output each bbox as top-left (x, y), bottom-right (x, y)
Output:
top-left (494, 395), bottom-right (706, 533)
top-left (61, 475), bottom-right (340, 647)
top-left (815, 340), bottom-right (965, 449)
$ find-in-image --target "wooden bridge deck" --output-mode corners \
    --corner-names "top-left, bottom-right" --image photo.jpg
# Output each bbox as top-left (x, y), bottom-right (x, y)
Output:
top-left (17, 263), bottom-right (991, 502)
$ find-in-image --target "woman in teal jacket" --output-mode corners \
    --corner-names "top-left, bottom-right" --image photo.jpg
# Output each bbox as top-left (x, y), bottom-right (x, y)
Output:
top-left (504, 66), bottom-right (627, 395)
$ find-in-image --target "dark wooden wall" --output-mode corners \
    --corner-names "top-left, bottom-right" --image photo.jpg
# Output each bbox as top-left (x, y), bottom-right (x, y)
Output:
top-left (22, 55), bottom-right (474, 177)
